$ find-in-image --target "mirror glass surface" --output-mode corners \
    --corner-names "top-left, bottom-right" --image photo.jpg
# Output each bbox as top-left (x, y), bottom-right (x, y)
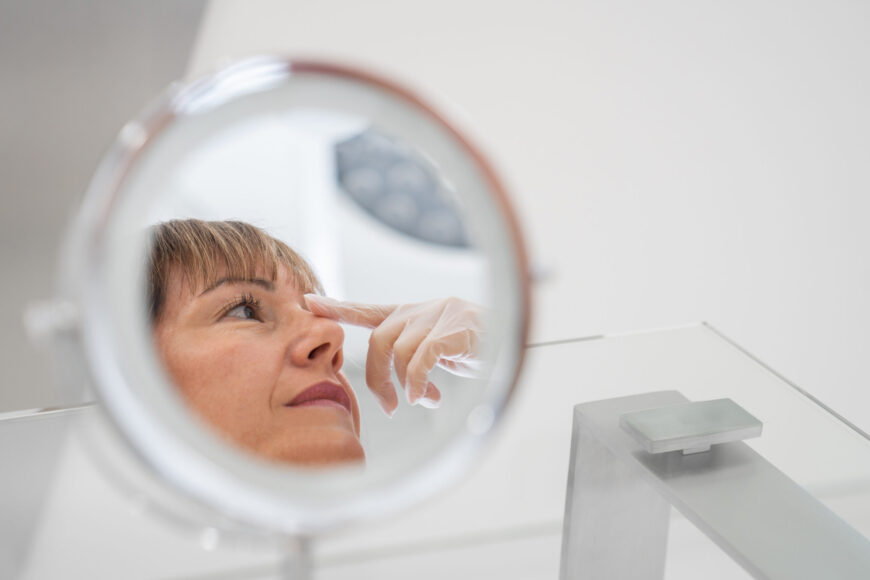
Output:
top-left (71, 58), bottom-right (529, 534)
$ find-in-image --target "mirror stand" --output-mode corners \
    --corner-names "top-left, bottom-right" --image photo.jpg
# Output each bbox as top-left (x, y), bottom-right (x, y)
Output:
top-left (280, 536), bottom-right (312, 580)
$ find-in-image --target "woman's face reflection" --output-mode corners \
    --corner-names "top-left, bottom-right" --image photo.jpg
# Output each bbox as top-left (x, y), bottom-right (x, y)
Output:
top-left (153, 261), bottom-right (364, 466)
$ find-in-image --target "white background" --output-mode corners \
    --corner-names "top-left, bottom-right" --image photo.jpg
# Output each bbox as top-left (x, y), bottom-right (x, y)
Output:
top-left (3, 1), bottom-right (870, 578)
top-left (189, 0), bottom-right (870, 431)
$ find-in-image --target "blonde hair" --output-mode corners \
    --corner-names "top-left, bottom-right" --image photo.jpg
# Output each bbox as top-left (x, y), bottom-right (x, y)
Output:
top-left (148, 219), bottom-right (323, 321)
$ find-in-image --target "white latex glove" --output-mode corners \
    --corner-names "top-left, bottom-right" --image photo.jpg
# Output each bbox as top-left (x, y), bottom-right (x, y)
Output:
top-left (304, 295), bottom-right (483, 416)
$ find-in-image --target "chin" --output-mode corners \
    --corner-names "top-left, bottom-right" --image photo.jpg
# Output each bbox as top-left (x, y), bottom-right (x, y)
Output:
top-left (256, 427), bottom-right (366, 467)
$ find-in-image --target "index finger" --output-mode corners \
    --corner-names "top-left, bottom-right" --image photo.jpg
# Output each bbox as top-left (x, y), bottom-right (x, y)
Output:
top-left (304, 294), bottom-right (397, 329)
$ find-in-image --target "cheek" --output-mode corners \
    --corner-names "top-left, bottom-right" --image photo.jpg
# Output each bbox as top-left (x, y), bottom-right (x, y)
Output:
top-left (158, 335), bottom-right (281, 426)
top-left (338, 371), bottom-right (362, 437)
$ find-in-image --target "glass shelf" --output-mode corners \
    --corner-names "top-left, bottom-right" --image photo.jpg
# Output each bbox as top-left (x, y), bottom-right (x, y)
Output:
top-left (536, 323), bottom-right (870, 543)
top-left (3, 323), bottom-right (869, 579)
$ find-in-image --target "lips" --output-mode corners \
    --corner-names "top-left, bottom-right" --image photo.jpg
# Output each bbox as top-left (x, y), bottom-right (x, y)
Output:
top-left (286, 381), bottom-right (352, 413)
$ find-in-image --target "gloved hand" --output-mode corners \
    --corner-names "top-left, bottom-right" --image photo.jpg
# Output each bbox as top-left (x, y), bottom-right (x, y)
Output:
top-left (304, 295), bottom-right (483, 416)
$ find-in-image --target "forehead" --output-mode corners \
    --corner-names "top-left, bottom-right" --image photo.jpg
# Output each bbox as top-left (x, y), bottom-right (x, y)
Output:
top-left (172, 260), bottom-right (269, 293)
top-left (171, 261), bottom-right (308, 297)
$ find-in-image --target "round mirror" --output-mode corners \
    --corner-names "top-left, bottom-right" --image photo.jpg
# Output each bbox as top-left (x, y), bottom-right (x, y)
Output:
top-left (62, 57), bottom-right (530, 536)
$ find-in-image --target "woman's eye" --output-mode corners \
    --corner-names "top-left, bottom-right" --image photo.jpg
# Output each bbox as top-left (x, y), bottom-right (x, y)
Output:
top-left (225, 304), bottom-right (258, 320)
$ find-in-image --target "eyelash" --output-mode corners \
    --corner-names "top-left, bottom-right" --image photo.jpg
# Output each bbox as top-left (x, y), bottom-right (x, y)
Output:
top-left (220, 293), bottom-right (262, 320)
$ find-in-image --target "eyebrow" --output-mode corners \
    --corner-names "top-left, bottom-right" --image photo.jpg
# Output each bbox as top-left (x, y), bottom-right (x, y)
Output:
top-left (198, 277), bottom-right (275, 296)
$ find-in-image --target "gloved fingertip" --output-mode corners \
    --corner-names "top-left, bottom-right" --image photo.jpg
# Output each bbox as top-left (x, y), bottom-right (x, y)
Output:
top-left (417, 397), bottom-right (441, 409)
top-left (405, 380), bottom-right (428, 406)
top-left (379, 399), bottom-right (397, 418)
top-left (425, 381), bottom-right (440, 397)
top-left (376, 382), bottom-right (398, 417)
top-left (303, 293), bottom-right (334, 309)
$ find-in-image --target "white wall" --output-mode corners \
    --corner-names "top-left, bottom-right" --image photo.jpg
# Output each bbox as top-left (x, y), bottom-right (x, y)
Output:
top-left (4, 1), bottom-right (865, 427)
top-left (5, 2), bottom-right (870, 579)
top-left (0, 0), bottom-right (206, 413)
top-left (190, 0), bottom-right (870, 432)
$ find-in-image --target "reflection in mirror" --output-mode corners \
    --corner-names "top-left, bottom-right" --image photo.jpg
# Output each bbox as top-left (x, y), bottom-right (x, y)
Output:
top-left (336, 129), bottom-right (470, 248)
top-left (147, 218), bottom-right (483, 467)
top-left (141, 111), bottom-right (491, 468)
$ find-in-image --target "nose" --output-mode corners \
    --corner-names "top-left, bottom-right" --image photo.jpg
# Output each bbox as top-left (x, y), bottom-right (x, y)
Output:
top-left (288, 311), bottom-right (345, 372)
